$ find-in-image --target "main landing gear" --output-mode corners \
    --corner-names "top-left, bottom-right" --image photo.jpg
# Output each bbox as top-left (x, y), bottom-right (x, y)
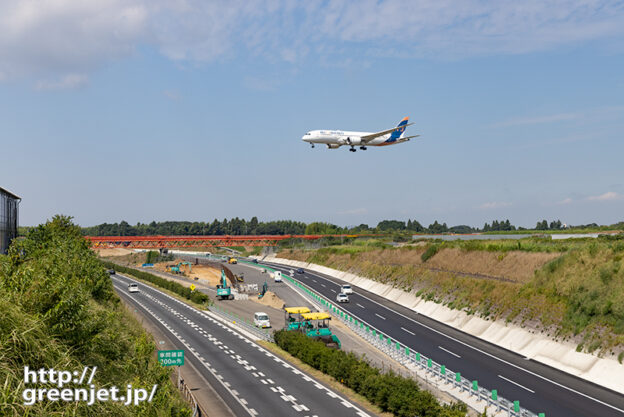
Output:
top-left (359, 146), bottom-right (367, 150)
top-left (349, 146), bottom-right (356, 152)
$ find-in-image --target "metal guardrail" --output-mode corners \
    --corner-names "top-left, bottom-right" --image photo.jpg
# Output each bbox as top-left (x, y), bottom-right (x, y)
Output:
top-left (178, 375), bottom-right (204, 417)
top-left (276, 268), bottom-right (545, 417)
top-left (208, 305), bottom-right (274, 342)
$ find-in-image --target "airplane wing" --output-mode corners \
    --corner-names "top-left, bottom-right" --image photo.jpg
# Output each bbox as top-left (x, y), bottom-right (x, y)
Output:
top-left (399, 135), bottom-right (420, 141)
top-left (360, 123), bottom-right (414, 143)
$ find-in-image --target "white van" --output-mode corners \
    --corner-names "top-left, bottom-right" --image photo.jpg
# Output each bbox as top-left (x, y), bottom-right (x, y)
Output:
top-left (273, 270), bottom-right (283, 282)
top-left (128, 283), bottom-right (139, 293)
top-left (253, 312), bottom-right (271, 328)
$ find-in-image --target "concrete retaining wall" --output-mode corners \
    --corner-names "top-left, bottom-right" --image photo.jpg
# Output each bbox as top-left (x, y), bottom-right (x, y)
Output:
top-left (262, 255), bottom-right (624, 394)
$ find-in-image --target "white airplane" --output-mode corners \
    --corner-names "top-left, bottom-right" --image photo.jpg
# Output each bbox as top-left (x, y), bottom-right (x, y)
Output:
top-left (301, 117), bottom-right (419, 152)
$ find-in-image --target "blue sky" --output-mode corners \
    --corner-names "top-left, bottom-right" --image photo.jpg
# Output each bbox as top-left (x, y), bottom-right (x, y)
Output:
top-left (1, 0), bottom-right (624, 228)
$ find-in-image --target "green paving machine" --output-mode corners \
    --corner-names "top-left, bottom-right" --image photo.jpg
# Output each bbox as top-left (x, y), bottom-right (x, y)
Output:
top-left (300, 312), bottom-right (341, 349)
top-left (283, 307), bottom-right (311, 331)
top-left (216, 269), bottom-right (233, 300)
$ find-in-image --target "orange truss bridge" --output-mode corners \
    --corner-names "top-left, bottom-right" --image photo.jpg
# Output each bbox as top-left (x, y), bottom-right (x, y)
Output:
top-left (86, 234), bottom-right (374, 249)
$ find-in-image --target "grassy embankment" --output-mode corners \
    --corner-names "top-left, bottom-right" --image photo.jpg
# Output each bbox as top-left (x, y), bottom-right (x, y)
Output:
top-left (0, 216), bottom-right (191, 416)
top-left (278, 236), bottom-right (624, 358)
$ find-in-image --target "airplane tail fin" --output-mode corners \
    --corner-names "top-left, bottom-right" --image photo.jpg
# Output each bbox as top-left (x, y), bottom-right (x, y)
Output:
top-left (390, 117), bottom-right (409, 140)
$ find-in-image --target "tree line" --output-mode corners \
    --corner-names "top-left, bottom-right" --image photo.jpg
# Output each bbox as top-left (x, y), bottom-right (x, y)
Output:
top-left (81, 217), bottom-right (624, 236)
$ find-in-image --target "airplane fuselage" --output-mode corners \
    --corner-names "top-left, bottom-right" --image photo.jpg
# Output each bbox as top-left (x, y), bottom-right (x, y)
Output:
top-left (302, 130), bottom-right (399, 147)
top-left (301, 117), bottom-right (416, 151)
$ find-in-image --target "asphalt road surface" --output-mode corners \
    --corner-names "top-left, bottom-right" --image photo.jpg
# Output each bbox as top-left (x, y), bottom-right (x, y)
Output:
top-left (254, 259), bottom-right (624, 417)
top-left (112, 273), bottom-right (373, 417)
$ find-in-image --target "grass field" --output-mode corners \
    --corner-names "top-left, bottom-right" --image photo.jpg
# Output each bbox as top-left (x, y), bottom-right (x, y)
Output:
top-left (278, 236), bottom-right (624, 356)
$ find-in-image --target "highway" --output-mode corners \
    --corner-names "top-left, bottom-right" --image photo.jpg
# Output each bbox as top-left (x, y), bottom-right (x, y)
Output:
top-left (111, 273), bottom-right (373, 417)
top-left (257, 260), bottom-right (624, 417)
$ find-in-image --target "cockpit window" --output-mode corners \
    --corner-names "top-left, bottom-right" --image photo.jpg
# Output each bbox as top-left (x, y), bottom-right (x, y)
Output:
top-left (306, 132), bottom-right (311, 135)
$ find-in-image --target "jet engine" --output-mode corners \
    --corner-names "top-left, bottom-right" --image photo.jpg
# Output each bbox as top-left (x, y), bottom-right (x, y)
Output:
top-left (344, 136), bottom-right (362, 146)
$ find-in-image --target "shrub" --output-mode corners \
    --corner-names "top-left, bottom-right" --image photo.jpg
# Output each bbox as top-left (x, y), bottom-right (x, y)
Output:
top-left (99, 261), bottom-right (211, 305)
top-left (421, 244), bottom-right (440, 262)
top-left (274, 330), bottom-right (466, 417)
top-left (0, 216), bottom-right (190, 416)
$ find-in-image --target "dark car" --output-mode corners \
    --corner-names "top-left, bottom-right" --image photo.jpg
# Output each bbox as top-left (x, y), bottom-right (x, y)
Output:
top-left (107, 269), bottom-right (115, 275)
top-left (296, 268), bottom-right (304, 274)
top-left (252, 259), bottom-right (259, 264)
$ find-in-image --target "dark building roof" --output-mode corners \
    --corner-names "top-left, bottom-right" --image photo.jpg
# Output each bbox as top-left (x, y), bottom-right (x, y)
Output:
top-left (0, 186), bottom-right (21, 200)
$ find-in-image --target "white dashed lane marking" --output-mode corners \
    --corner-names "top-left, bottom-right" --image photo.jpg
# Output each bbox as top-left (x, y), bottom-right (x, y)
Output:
top-left (374, 313), bottom-right (386, 320)
top-left (401, 327), bottom-right (415, 335)
top-left (438, 346), bottom-right (461, 358)
top-left (356, 303), bottom-right (365, 309)
top-left (498, 375), bottom-right (535, 393)
top-left (112, 275), bottom-right (372, 417)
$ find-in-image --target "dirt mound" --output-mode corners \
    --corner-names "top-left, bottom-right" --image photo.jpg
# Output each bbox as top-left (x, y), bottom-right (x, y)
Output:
top-left (152, 260), bottom-right (223, 287)
top-left (94, 248), bottom-right (134, 257)
top-left (251, 291), bottom-right (285, 310)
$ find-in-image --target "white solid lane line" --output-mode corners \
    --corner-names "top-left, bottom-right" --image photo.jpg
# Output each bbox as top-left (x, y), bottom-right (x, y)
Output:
top-left (356, 303), bottom-right (365, 309)
top-left (498, 375), bottom-right (535, 394)
top-left (438, 346), bottom-right (461, 358)
top-left (401, 327), bottom-right (415, 335)
top-left (374, 313), bottom-right (386, 320)
top-left (260, 261), bottom-right (624, 414)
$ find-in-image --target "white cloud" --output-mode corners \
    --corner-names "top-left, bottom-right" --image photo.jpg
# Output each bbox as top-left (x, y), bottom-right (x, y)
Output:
top-left (479, 201), bottom-right (512, 210)
top-left (587, 191), bottom-right (621, 201)
top-left (35, 73), bottom-right (88, 90)
top-left (0, 0), bottom-right (147, 85)
top-left (163, 89), bottom-right (181, 101)
top-left (1, 0), bottom-right (624, 86)
top-left (557, 197), bottom-right (573, 205)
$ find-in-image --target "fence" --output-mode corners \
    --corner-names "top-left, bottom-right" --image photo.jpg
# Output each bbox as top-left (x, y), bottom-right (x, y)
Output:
top-left (177, 373), bottom-right (205, 417)
top-left (208, 305), bottom-right (274, 342)
top-left (270, 265), bottom-right (545, 417)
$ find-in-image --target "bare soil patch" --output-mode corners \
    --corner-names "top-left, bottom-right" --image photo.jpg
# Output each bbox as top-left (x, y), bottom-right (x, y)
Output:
top-left (250, 291), bottom-right (285, 310)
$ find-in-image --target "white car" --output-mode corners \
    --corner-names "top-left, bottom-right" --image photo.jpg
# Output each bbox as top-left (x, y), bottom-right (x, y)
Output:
top-left (253, 312), bottom-right (271, 328)
top-left (336, 293), bottom-right (349, 303)
top-left (340, 284), bottom-right (353, 295)
top-left (289, 269), bottom-right (295, 276)
top-left (128, 283), bottom-right (139, 293)
top-left (273, 271), bottom-right (283, 282)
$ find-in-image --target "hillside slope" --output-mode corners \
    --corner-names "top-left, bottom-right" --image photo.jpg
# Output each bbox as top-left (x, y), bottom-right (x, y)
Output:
top-left (278, 237), bottom-right (624, 355)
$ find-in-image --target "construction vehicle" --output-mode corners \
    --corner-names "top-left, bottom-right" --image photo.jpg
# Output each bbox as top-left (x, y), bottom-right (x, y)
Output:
top-left (258, 281), bottom-right (268, 299)
top-left (300, 312), bottom-right (341, 349)
top-left (167, 262), bottom-right (193, 274)
top-left (228, 257), bottom-right (238, 264)
top-left (284, 307), bottom-right (311, 331)
top-left (216, 269), bottom-right (233, 300)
